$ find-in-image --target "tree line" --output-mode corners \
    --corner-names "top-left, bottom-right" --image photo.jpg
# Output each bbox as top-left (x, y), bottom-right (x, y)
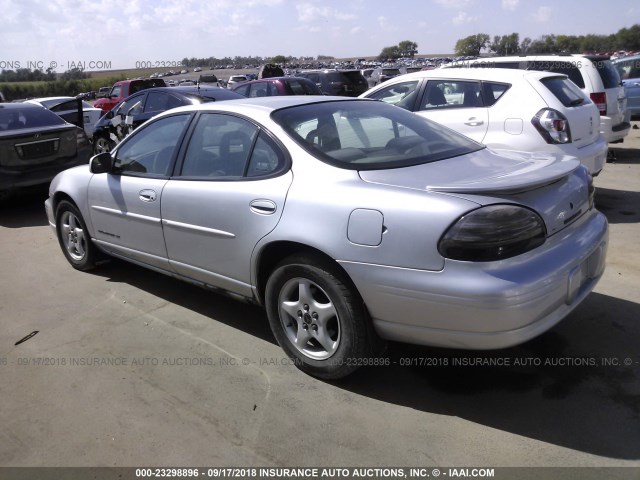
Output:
top-left (454, 24), bottom-right (640, 57)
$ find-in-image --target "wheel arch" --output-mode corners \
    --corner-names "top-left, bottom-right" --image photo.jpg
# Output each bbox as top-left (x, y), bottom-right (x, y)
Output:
top-left (253, 241), bottom-right (362, 307)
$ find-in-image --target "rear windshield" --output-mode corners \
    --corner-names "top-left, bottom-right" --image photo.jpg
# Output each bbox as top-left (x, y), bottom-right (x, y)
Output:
top-left (382, 69), bottom-right (401, 75)
top-left (271, 100), bottom-right (483, 170)
top-left (327, 71), bottom-right (366, 85)
top-left (540, 77), bottom-right (587, 107)
top-left (130, 79), bottom-right (166, 94)
top-left (593, 60), bottom-right (621, 89)
top-left (0, 106), bottom-right (67, 131)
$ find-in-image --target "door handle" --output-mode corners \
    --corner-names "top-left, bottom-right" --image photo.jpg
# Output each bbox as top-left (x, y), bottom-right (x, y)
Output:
top-left (464, 117), bottom-right (484, 126)
top-left (139, 189), bottom-right (157, 202)
top-left (250, 199), bottom-right (276, 215)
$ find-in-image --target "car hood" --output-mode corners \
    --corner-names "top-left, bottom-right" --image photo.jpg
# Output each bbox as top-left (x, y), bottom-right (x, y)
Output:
top-left (359, 148), bottom-right (589, 236)
top-left (358, 148), bottom-right (580, 195)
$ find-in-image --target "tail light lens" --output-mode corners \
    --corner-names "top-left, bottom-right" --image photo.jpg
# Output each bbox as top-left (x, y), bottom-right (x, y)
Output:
top-left (589, 92), bottom-right (607, 115)
top-left (439, 205), bottom-right (546, 261)
top-left (532, 108), bottom-right (572, 144)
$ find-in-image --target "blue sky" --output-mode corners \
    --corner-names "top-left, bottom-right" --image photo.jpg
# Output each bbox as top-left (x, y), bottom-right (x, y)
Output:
top-left (1, 0), bottom-right (639, 71)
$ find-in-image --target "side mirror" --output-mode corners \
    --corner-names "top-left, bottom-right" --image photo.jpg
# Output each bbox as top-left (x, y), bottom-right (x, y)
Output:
top-left (90, 152), bottom-right (113, 174)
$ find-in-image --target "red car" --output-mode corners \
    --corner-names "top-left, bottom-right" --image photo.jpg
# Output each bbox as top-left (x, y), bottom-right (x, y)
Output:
top-left (93, 78), bottom-right (166, 114)
top-left (231, 77), bottom-right (322, 97)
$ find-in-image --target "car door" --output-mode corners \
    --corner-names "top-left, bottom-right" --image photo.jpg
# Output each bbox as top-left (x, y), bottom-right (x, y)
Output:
top-left (88, 113), bottom-right (192, 270)
top-left (415, 79), bottom-right (489, 142)
top-left (161, 112), bottom-right (292, 297)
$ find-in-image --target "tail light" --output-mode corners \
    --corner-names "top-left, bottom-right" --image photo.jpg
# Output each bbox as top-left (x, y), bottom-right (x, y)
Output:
top-left (532, 108), bottom-right (572, 144)
top-left (589, 92), bottom-right (607, 115)
top-left (438, 205), bottom-right (546, 262)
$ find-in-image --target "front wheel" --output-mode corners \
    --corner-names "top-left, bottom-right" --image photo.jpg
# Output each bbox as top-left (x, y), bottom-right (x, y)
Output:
top-left (93, 135), bottom-right (113, 155)
top-left (55, 200), bottom-right (98, 271)
top-left (265, 254), bottom-right (373, 379)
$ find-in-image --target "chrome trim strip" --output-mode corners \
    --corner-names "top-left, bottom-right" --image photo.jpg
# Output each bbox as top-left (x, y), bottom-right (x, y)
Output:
top-left (162, 219), bottom-right (236, 238)
top-left (91, 205), bottom-right (161, 224)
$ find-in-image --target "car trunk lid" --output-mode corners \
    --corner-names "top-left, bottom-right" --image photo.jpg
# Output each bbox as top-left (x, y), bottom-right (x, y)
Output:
top-left (359, 149), bottom-right (590, 236)
top-left (0, 124), bottom-right (79, 168)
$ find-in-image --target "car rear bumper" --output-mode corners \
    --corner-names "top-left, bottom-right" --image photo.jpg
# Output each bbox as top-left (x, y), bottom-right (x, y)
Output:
top-left (600, 116), bottom-right (631, 143)
top-left (575, 134), bottom-right (608, 175)
top-left (339, 209), bottom-right (608, 350)
top-left (0, 158), bottom-right (87, 192)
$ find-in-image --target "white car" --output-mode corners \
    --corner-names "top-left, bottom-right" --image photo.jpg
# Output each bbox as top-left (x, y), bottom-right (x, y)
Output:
top-left (227, 75), bottom-right (249, 90)
top-left (446, 55), bottom-right (630, 144)
top-left (361, 68), bottom-right (607, 175)
top-left (24, 96), bottom-right (102, 137)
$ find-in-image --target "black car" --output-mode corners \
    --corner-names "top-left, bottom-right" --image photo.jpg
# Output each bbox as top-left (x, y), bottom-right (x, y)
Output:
top-left (91, 86), bottom-right (244, 154)
top-left (0, 103), bottom-right (92, 199)
top-left (297, 70), bottom-right (368, 97)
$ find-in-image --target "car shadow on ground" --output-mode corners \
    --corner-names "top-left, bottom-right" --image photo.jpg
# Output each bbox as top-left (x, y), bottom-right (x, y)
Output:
top-left (608, 146), bottom-right (640, 164)
top-left (595, 187), bottom-right (640, 224)
top-left (0, 187), bottom-right (49, 228)
top-left (90, 258), bottom-right (639, 460)
top-left (91, 258), bottom-right (278, 345)
top-left (340, 292), bottom-right (640, 460)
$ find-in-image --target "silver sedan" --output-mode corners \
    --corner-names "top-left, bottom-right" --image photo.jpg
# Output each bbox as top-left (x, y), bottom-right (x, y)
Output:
top-left (45, 97), bottom-right (608, 379)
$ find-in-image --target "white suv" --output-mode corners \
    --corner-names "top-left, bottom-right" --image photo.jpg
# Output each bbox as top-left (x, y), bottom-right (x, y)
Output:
top-left (361, 68), bottom-right (607, 175)
top-left (447, 55), bottom-right (630, 144)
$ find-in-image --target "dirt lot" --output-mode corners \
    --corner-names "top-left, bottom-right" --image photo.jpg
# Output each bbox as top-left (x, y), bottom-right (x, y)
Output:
top-left (0, 124), bottom-right (639, 472)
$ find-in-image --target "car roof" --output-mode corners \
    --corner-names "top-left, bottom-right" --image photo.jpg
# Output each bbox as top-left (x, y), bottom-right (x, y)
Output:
top-left (128, 86), bottom-right (243, 98)
top-left (404, 67), bottom-right (565, 82)
top-left (0, 102), bottom-right (47, 110)
top-left (25, 96), bottom-right (75, 102)
top-left (156, 96), bottom-right (355, 120)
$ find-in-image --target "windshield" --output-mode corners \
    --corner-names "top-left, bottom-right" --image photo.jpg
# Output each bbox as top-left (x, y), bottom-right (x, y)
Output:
top-left (271, 100), bottom-right (484, 170)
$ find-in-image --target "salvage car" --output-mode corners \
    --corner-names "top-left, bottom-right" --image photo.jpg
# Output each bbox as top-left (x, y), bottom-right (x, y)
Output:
top-left (91, 86), bottom-right (243, 154)
top-left (361, 68), bottom-right (607, 175)
top-left (1, 102), bottom-right (91, 199)
top-left (25, 96), bottom-right (102, 137)
top-left (45, 97), bottom-right (608, 379)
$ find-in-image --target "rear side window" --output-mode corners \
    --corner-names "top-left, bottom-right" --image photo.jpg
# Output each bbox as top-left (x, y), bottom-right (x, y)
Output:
top-left (481, 82), bottom-right (511, 106)
top-left (540, 77), bottom-right (587, 107)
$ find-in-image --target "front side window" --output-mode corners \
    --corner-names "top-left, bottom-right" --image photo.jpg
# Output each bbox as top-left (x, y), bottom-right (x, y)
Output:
top-left (272, 100), bottom-right (483, 170)
top-left (115, 93), bottom-right (145, 117)
top-left (180, 113), bottom-right (273, 178)
top-left (113, 114), bottom-right (190, 176)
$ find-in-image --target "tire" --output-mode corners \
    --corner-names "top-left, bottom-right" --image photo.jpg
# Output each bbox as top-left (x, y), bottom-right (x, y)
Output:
top-left (93, 135), bottom-right (113, 155)
top-left (265, 254), bottom-right (372, 379)
top-left (55, 200), bottom-right (98, 271)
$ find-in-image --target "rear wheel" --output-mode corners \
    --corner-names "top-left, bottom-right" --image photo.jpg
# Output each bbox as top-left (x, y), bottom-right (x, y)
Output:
top-left (55, 200), bottom-right (98, 271)
top-left (265, 254), bottom-right (373, 379)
